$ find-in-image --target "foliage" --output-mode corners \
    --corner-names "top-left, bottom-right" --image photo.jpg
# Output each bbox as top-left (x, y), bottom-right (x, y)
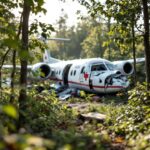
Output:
top-left (0, 0), bottom-right (55, 65)
top-left (51, 124), bottom-right (111, 150)
top-left (128, 134), bottom-right (150, 150)
top-left (2, 82), bottom-right (150, 149)
top-left (128, 82), bottom-right (150, 106)
top-left (49, 11), bottom-right (144, 61)
top-left (81, 25), bottom-right (106, 58)
top-left (1, 134), bottom-right (55, 150)
top-left (0, 104), bottom-right (18, 134)
top-left (0, 0), bottom-right (150, 149)
top-left (78, 0), bottom-right (145, 61)
top-left (0, 86), bottom-right (114, 150)
top-left (50, 15), bottom-right (92, 59)
top-left (107, 83), bottom-right (150, 141)
top-left (19, 86), bottom-right (76, 137)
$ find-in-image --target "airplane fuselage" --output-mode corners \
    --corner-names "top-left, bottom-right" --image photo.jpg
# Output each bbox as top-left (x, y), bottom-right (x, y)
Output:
top-left (47, 58), bottom-right (129, 93)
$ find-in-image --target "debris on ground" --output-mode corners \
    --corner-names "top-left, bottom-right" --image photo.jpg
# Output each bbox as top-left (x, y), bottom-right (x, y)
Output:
top-left (79, 112), bottom-right (106, 122)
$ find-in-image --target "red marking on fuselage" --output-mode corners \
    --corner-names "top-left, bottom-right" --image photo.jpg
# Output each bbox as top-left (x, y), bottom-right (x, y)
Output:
top-left (48, 77), bottom-right (62, 81)
top-left (84, 73), bottom-right (89, 80)
top-left (48, 78), bottom-right (124, 89)
top-left (68, 81), bottom-right (124, 89)
top-left (68, 81), bottom-right (89, 87)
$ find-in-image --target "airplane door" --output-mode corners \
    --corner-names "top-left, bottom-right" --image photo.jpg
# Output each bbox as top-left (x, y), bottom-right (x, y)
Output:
top-left (79, 66), bottom-right (90, 90)
top-left (89, 63), bottom-right (107, 92)
top-left (62, 64), bottom-right (72, 86)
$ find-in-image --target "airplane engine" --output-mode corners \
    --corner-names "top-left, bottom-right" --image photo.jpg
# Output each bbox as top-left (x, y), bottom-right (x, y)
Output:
top-left (113, 61), bottom-right (134, 75)
top-left (31, 63), bottom-right (52, 79)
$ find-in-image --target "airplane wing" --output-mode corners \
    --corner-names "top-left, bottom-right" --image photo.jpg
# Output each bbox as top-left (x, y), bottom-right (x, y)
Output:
top-left (125, 57), bottom-right (145, 63)
top-left (127, 58), bottom-right (145, 63)
top-left (2, 63), bottom-right (53, 80)
top-left (2, 65), bottom-right (32, 70)
top-left (113, 57), bottom-right (145, 64)
top-left (112, 57), bottom-right (145, 75)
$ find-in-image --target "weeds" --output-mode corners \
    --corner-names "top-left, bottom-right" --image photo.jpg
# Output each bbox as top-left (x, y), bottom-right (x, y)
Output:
top-left (1, 82), bottom-right (150, 149)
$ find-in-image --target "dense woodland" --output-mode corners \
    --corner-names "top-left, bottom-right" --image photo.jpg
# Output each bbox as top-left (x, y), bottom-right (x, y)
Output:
top-left (0, 0), bottom-right (150, 149)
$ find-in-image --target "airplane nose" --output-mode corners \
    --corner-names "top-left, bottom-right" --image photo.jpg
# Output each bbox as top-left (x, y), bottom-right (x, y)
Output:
top-left (113, 78), bottom-right (129, 88)
top-left (123, 80), bottom-right (130, 88)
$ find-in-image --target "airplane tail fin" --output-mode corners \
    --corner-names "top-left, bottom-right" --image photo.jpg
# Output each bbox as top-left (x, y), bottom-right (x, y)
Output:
top-left (42, 37), bottom-right (70, 63)
top-left (43, 49), bottom-right (60, 63)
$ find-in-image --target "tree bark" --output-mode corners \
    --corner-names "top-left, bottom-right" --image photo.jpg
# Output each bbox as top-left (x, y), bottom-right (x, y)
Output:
top-left (131, 19), bottom-right (137, 85)
top-left (10, 50), bottom-right (16, 103)
top-left (107, 17), bottom-right (111, 60)
top-left (18, 0), bottom-right (30, 129)
top-left (142, 0), bottom-right (150, 90)
top-left (0, 49), bottom-right (11, 98)
top-left (10, 14), bottom-right (22, 103)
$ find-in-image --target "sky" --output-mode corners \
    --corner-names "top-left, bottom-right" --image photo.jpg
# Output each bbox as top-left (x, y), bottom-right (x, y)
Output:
top-left (35, 0), bottom-right (87, 26)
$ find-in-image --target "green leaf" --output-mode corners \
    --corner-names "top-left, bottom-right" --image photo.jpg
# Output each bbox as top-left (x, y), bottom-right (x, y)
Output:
top-left (19, 50), bottom-right (30, 60)
top-left (2, 105), bottom-right (18, 119)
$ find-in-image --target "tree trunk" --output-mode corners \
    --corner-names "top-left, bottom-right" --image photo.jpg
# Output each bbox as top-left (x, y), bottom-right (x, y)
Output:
top-left (18, 0), bottom-right (30, 129)
top-left (131, 19), bottom-right (137, 85)
top-left (142, 0), bottom-right (150, 90)
top-left (10, 50), bottom-right (16, 103)
top-left (0, 49), bottom-right (11, 98)
top-left (107, 17), bottom-right (111, 60)
top-left (10, 14), bottom-right (22, 103)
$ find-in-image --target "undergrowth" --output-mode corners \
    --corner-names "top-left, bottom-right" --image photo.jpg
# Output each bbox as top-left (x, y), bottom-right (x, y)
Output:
top-left (107, 83), bottom-right (150, 149)
top-left (1, 82), bottom-right (150, 149)
top-left (0, 85), bottom-right (111, 150)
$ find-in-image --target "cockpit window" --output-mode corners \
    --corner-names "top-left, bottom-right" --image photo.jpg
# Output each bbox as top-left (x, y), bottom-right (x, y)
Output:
top-left (105, 62), bottom-right (115, 71)
top-left (91, 64), bottom-right (107, 71)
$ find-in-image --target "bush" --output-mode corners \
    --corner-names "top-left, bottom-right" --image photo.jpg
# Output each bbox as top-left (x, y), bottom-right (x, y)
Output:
top-left (128, 82), bottom-right (150, 106)
top-left (108, 83), bottom-right (150, 139)
top-left (23, 89), bottom-right (77, 137)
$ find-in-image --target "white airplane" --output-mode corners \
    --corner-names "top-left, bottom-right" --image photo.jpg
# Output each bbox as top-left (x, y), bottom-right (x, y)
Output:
top-left (27, 49), bottom-right (145, 94)
top-left (3, 38), bottom-right (145, 94)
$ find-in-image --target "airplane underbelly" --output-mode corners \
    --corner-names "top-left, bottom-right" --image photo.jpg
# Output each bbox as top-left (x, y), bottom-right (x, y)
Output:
top-left (68, 81), bottom-right (124, 93)
top-left (68, 80), bottom-right (90, 91)
top-left (92, 79), bottom-right (105, 93)
top-left (93, 85), bottom-right (123, 93)
top-left (105, 87), bottom-right (123, 93)
top-left (93, 85), bottom-right (104, 93)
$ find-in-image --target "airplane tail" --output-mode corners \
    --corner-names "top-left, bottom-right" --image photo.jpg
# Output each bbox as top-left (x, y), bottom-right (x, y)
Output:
top-left (43, 49), bottom-right (60, 63)
top-left (42, 37), bottom-right (70, 63)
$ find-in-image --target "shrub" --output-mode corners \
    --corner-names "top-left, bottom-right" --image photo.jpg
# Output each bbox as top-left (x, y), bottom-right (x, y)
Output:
top-left (23, 89), bottom-right (77, 137)
top-left (109, 83), bottom-right (150, 139)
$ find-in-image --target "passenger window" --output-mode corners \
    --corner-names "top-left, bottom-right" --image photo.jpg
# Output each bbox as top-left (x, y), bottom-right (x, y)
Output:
top-left (70, 70), bottom-right (73, 76)
top-left (99, 79), bottom-right (102, 83)
top-left (81, 67), bottom-right (85, 74)
top-left (59, 70), bottom-right (61, 75)
top-left (74, 70), bottom-right (76, 76)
